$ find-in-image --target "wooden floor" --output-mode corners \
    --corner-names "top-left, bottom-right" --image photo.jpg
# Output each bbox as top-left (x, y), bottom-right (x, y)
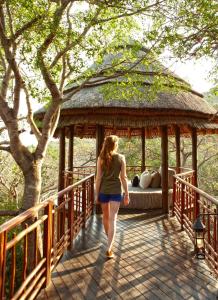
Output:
top-left (37, 210), bottom-right (218, 300)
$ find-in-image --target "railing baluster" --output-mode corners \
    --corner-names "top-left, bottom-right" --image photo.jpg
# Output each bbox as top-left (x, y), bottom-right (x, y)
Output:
top-left (82, 181), bottom-right (87, 228)
top-left (43, 201), bottom-right (53, 287)
top-left (181, 182), bottom-right (185, 230)
top-left (10, 232), bottom-right (16, 298)
top-left (91, 176), bottom-right (95, 215)
top-left (23, 223), bottom-right (28, 283)
top-left (0, 231), bottom-right (7, 300)
top-left (34, 217), bottom-right (38, 268)
top-left (68, 190), bottom-right (74, 250)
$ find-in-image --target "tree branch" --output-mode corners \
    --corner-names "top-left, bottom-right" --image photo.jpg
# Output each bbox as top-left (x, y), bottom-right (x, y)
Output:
top-left (0, 140), bottom-right (9, 145)
top-left (0, 6), bottom-right (23, 118)
top-left (13, 16), bottom-right (42, 40)
top-left (23, 85), bottom-right (41, 140)
top-left (0, 145), bottom-right (10, 152)
top-left (50, 6), bottom-right (102, 68)
top-left (96, 0), bottom-right (165, 24)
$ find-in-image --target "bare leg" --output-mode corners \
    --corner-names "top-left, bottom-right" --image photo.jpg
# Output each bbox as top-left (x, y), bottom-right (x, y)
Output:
top-left (101, 203), bottom-right (110, 236)
top-left (107, 201), bottom-right (120, 251)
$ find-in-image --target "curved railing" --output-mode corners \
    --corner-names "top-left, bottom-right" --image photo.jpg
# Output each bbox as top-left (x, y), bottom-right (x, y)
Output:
top-left (64, 165), bottom-right (162, 187)
top-left (0, 174), bottom-right (95, 300)
top-left (173, 170), bottom-right (218, 277)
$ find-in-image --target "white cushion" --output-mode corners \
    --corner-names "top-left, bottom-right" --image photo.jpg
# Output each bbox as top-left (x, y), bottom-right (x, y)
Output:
top-left (159, 167), bottom-right (176, 189)
top-left (139, 171), bottom-right (152, 189)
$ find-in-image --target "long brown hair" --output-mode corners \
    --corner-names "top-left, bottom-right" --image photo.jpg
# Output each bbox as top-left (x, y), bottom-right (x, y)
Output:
top-left (99, 135), bottom-right (118, 171)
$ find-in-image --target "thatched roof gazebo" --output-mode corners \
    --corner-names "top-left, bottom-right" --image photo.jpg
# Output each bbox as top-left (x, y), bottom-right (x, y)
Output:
top-left (34, 46), bottom-right (218, 214)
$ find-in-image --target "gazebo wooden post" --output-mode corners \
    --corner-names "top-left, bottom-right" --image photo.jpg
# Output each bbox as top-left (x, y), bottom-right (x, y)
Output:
top-left (96, 125), bottom-right (105, 157)
top-left (175, 125), bottom-right (181, 174)
top-left (96, 125), bottom-right (105, 214)
top-left (58, 127), bottom-right (66, 191)
top-left (191, 127), bottom-right (199, 217)
top-left (58, 127), bottom-right (66, 241)
top-left (141, 128), bottom-right (145, 173)
top-left (161, 125), bottom-right (169, 214)
top-left (68, 125), bottom-right (74, 185)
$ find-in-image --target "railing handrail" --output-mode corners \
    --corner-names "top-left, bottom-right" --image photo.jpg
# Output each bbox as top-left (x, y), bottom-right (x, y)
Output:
top-left (174, 173), bottom-right (218, 206)
top-left (175, 169), bottom-right (194, 177)
top-left (0, 200), bottom-right (52, 234)
top-left (0, 174), bottom-right (95, 234)
top-left (58, 173), bottom-right (95, 197)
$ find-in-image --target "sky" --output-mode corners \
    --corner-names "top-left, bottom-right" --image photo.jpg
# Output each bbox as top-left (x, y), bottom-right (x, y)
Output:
top-left (165, 58), bottom-right (214, 93)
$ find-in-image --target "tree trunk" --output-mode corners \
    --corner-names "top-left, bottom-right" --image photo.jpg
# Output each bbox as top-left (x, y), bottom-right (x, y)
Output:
top-left (22, 159), bottom-right (42, 210)
top-left (21, 159), bottom-right (43, 271)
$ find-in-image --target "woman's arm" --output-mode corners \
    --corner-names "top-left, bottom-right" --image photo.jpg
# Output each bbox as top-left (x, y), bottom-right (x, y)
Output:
top-left (120, 155), bottom-right (129, 206)
top-left (95, 157), bottom-right (102, 203)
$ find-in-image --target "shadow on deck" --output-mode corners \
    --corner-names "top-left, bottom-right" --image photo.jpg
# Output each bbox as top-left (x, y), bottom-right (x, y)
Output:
top-left (37, 209), bottom-right (218, 300)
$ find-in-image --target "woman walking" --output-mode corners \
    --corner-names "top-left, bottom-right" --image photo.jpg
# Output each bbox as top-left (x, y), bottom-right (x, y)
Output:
top-left (95, 135), bottom-right (129, 258)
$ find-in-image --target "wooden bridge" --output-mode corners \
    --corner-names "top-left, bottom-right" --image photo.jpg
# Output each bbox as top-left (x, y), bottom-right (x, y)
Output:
top-left (0, 169), bottom-right (218, 299)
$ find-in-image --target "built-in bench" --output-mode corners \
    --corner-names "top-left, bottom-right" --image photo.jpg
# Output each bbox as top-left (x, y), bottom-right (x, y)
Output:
top-left (120, 182), bottom-right (173, 209)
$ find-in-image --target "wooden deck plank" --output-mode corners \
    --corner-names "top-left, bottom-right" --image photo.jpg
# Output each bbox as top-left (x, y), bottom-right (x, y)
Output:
top-left (37, 210), bottom-right (218, 300)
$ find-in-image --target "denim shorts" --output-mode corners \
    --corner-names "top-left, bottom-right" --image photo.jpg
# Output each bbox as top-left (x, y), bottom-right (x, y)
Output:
top-left (99, 193), bottom-right (123, 203)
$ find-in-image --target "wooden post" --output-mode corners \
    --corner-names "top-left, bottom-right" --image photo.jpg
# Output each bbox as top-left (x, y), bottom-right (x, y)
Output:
top-left (191, 127), bottom-right (199, 217)
top-left (58, 127), bottom-right (66, 191)
top-left (68, 125), bottom-right (74, 171)
top-left (43, 201), bottom-right (53, 287)
top-left (96, 125), bottom-right (104, 214)
top-left (191, 127), bottom-right (197, 186)
top-left (161, 125), bottom-right (169, 214)
top-left (0, 231), bottom-right (6, 300)
top-left (96, 125), bottom-right (105, 157)
top-left (175, 125), bottom-right (181, 174)
top-left (58, 128), bottom-right (65, 241)
top-left (141, 128), bottom-right (145, 173)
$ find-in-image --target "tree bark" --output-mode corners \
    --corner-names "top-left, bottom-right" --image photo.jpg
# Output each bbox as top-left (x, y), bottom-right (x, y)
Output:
top-left (22, 159), bottom-right (42, 210)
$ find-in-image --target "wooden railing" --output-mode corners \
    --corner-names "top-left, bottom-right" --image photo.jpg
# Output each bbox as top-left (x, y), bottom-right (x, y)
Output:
top-left (63, 165), bottom-right (162, 188)
top-left (0, 174), bottom-right (95, 300)
top-left (173, 170), bottom-right (218, 277)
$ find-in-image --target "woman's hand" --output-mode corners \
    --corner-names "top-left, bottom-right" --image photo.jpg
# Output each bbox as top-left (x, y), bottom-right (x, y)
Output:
top-left (123, 193), bottom-right (130, 206)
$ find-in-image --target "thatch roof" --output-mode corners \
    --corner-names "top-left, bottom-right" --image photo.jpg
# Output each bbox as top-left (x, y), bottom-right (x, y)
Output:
top-left (34, 46), bottom-right (218, 138)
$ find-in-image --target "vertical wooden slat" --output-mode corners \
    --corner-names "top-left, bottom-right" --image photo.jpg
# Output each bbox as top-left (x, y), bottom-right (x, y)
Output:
top-left (23, 223), bottom-right (28, 282)
top-left (175, 125), bottom-right (181, 173)
top-left (141, 128), bottom-right (145, 173)
top-left (82, 181), bottom-right (87, 228)
top-left (68, 190), bottom-right (74, 250)
top-left (181, 183), bottom-right (185, 230)
top-left (10, 233), bottom-right (16, 298)
top-left (34, 217), bottom-right (38, 268)
top-left (172, 177), bottom-right (176, 216)
top-left (214, 207), bottom-right (218, 273)
top-left (161, 125), bottom-right (169, 214)
top-left (0, 231), bottom-right (7, 300)
top-left (43, 201), bottom-right (53, 287)
top-left (91, 176), bottom-right (95, 215)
